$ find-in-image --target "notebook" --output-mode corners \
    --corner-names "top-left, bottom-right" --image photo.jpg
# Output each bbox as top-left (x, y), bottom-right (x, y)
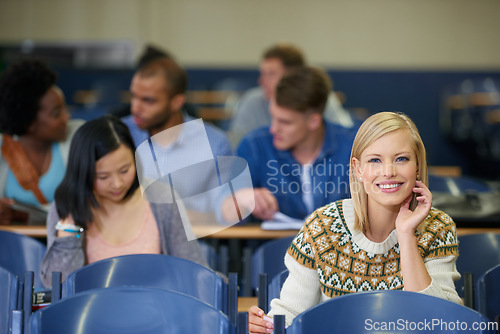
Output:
top-left (260, 212), bottom-right (304, 230)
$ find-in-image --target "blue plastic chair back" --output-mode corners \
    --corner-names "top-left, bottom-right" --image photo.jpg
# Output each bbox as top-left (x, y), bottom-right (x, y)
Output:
top-left (0, 266), bottom-right (19, 334)
top-left (268, 269), bottom-right (289, 306)
top-left (63, 254), bottom-right (229, 313)
top-left (476, 264), bottom-right (500, 322)
top-left (285, 290), bottom-right (494, 334)
top-left (252, 236), bottom-right (294, 289)
top-left (456, 233), bottom-right (500, 297)
top-left (0, 230), bottom-right (46, 289)
top-left (30, 286), bottom-right (234, 334)
top-left (199, 241), bottom-right (229, 275)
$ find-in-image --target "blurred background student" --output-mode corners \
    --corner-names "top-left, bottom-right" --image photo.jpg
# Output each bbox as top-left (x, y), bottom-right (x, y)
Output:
top-left (222, 66), bottom-right (356, 223)
top-left (0, 59), bottom-right (84, 225)
top-left (40, 115), bottom-right (207, 287)
top-left (229, 42), bottom-right (355, 147)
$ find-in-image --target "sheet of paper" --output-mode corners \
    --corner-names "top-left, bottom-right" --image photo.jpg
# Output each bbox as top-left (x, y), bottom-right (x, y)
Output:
top-left (260, 212), bottom-right (304, 230)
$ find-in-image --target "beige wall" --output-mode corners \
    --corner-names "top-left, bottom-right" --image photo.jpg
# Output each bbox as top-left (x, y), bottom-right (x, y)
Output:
top-left (1, 0), bottom-right (499, 69)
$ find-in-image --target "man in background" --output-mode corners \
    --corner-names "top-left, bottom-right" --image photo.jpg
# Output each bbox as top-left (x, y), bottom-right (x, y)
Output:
top-left (223, 66), bottom-right (356, 222)
top-left (122, 47), bottom-right (232, 156)
top-left (229, 42), bottom-right (354, 147)
top-left (122, 48), bottom-right (233, 217)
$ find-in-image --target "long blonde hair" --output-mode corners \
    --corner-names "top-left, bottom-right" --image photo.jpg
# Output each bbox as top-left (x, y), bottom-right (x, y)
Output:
top-left (349, 112), bottom-right (428, 231)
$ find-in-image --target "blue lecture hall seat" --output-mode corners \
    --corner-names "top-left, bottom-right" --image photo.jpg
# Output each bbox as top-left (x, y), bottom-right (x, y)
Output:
top-left (0, 230), bottom-right (46, 290)
top-left (0, 266), bottom-right (20, 334)
top-left (475, 264), bottom-right (500, 323)
top-left (61, 254), bottom-right (237, 323)
top-left (29, 286), bottom-right (235, 334)
top-left (455, 233), bottom-right (500, 303)
top-left (256, 269), bottom-right (290, 314)
top-left (199, 240), bottom-right (229, 276)
top-left (279, 290), bottom-right (494, 334)
top-left (267, 268), bottom-right (289, 307)
top-left (251, 236), bottom-right (294, 292)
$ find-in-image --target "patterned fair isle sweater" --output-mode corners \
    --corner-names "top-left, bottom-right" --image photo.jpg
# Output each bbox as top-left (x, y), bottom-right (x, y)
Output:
top-left (268, 199), bottom-right (462, 326)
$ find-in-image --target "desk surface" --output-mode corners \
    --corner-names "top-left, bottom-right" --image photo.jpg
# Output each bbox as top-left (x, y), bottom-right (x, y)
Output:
top-left (1, 224), bottom-right (499, 239)
top-left (238, 297), bottom-right (258, 312)
top-left (0, 225), bottom-right (47, 238)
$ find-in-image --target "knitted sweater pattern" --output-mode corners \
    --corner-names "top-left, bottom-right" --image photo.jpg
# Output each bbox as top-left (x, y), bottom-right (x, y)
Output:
top-left (288, 200), bottom-right (458, 298)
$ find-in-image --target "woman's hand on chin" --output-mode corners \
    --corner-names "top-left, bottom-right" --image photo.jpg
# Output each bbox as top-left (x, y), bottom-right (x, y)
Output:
top-left (395, 180), bottom-right (432, 235)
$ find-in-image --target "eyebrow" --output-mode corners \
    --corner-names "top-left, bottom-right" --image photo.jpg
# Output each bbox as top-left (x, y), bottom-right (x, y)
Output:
top-left (96, 162), bottom-right (132, 175)
top-left (364, 151), bottom-right (412, 157)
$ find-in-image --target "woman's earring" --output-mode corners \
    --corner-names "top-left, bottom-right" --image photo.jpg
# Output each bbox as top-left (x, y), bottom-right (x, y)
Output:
top-left (359, 177), bottom-right (363, 181)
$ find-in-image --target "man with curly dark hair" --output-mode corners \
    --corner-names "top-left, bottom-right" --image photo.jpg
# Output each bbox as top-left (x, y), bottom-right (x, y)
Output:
top-left (0, 59), bottom-right (84, 224)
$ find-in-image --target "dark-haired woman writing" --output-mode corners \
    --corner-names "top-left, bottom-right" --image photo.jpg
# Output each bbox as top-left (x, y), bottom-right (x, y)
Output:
top-left (40, 115), bottom-right (207, 287)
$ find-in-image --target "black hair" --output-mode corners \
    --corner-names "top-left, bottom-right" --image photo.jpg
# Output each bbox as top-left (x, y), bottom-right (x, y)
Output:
top-left (137, 44), bottom-right (172, 69)
top-left (136, 58), bottom-right (187, 97)
top-left (0, 59), bottom-right (57, 135)
top-left (55, 115), bottom-right (139, 227)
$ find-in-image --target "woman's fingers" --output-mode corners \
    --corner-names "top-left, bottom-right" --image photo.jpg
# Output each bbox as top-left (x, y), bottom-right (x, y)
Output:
top-left (248, 305), bottom-right (274, 333)
top-left (413, 181), bottom-right (432, 208)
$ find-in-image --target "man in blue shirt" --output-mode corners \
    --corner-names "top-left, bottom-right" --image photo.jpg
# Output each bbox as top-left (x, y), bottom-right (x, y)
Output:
top-left (122, 51), bottom-right (232, 157)
top-left (229, 43), bottom-right (355, 148)
top-left (122, 51), bottom-right (233, 225)
top-left (234, 66), bottom-right (357, 221)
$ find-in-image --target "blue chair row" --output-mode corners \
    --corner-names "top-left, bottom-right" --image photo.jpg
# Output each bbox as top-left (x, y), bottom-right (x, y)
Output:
top-left (254, 233), bottom-right (500, 329)
top-left (0, 268), bottom-right (58, 334)
top-left (475, 264), bottom-right (500, 324)
top-left (247, 236), bottom-right (294, 295)
top-left (262, 265), bottom-right (500, 328)
top-left (199, 240), bottom-right (229, 276)
top-left (0, 269), bottom-right (242, 334)
top-left (276, 290), bottom-right (494, 334)
top-left (455, 233), bottom-right (500, 307)
top-left (61, 253), bottom-right (237, 322)
top-left (0, 230), bottom-right (46, 290)
top-left (30, 286), bottom-right (236, 334)
top-left (0, 230), bottom-right (228, 292)
top-left (0, 266), bottom-right (20, 334)
top-left (12, 254), bottom-right (237, 333)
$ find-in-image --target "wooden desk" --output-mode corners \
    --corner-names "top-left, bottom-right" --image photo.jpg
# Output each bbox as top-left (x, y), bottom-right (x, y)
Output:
top-left (238, 296), bottom-right (258, 312)
top-left (1, 224), bottom-right (499, 239)
top-left (0, 225), bottom-right (47, 238)
top-left (0, 224), bottom-right (299, 239)
top-left (202, 225), bottom-right (298, 239)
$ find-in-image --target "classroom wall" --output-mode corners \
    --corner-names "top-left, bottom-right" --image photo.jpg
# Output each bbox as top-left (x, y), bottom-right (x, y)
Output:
top-left (0, 0), bottom-right (499, 69)
top-left (1, 0), bottom-right (500, 177)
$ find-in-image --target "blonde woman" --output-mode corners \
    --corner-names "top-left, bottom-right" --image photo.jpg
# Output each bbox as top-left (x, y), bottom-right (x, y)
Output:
top-left (249, 111), bottom-right (461, 332)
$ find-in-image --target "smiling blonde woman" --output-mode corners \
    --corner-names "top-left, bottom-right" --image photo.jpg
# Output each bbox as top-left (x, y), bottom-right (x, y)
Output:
top-left (248, 111), bottom-right (461, 332)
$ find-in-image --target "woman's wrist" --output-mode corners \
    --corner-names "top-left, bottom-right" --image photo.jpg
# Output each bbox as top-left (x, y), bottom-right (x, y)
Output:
top-left (396, 229), bottom-right (417, 245)
top-left (55, 221), bottom-right (84, 239)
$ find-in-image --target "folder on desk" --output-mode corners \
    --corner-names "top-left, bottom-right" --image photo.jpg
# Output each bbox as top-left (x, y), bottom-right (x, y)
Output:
top-left (260, 212), bottom-right (304, 230)
top-left (11, 201), bottom-right (48, 226)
